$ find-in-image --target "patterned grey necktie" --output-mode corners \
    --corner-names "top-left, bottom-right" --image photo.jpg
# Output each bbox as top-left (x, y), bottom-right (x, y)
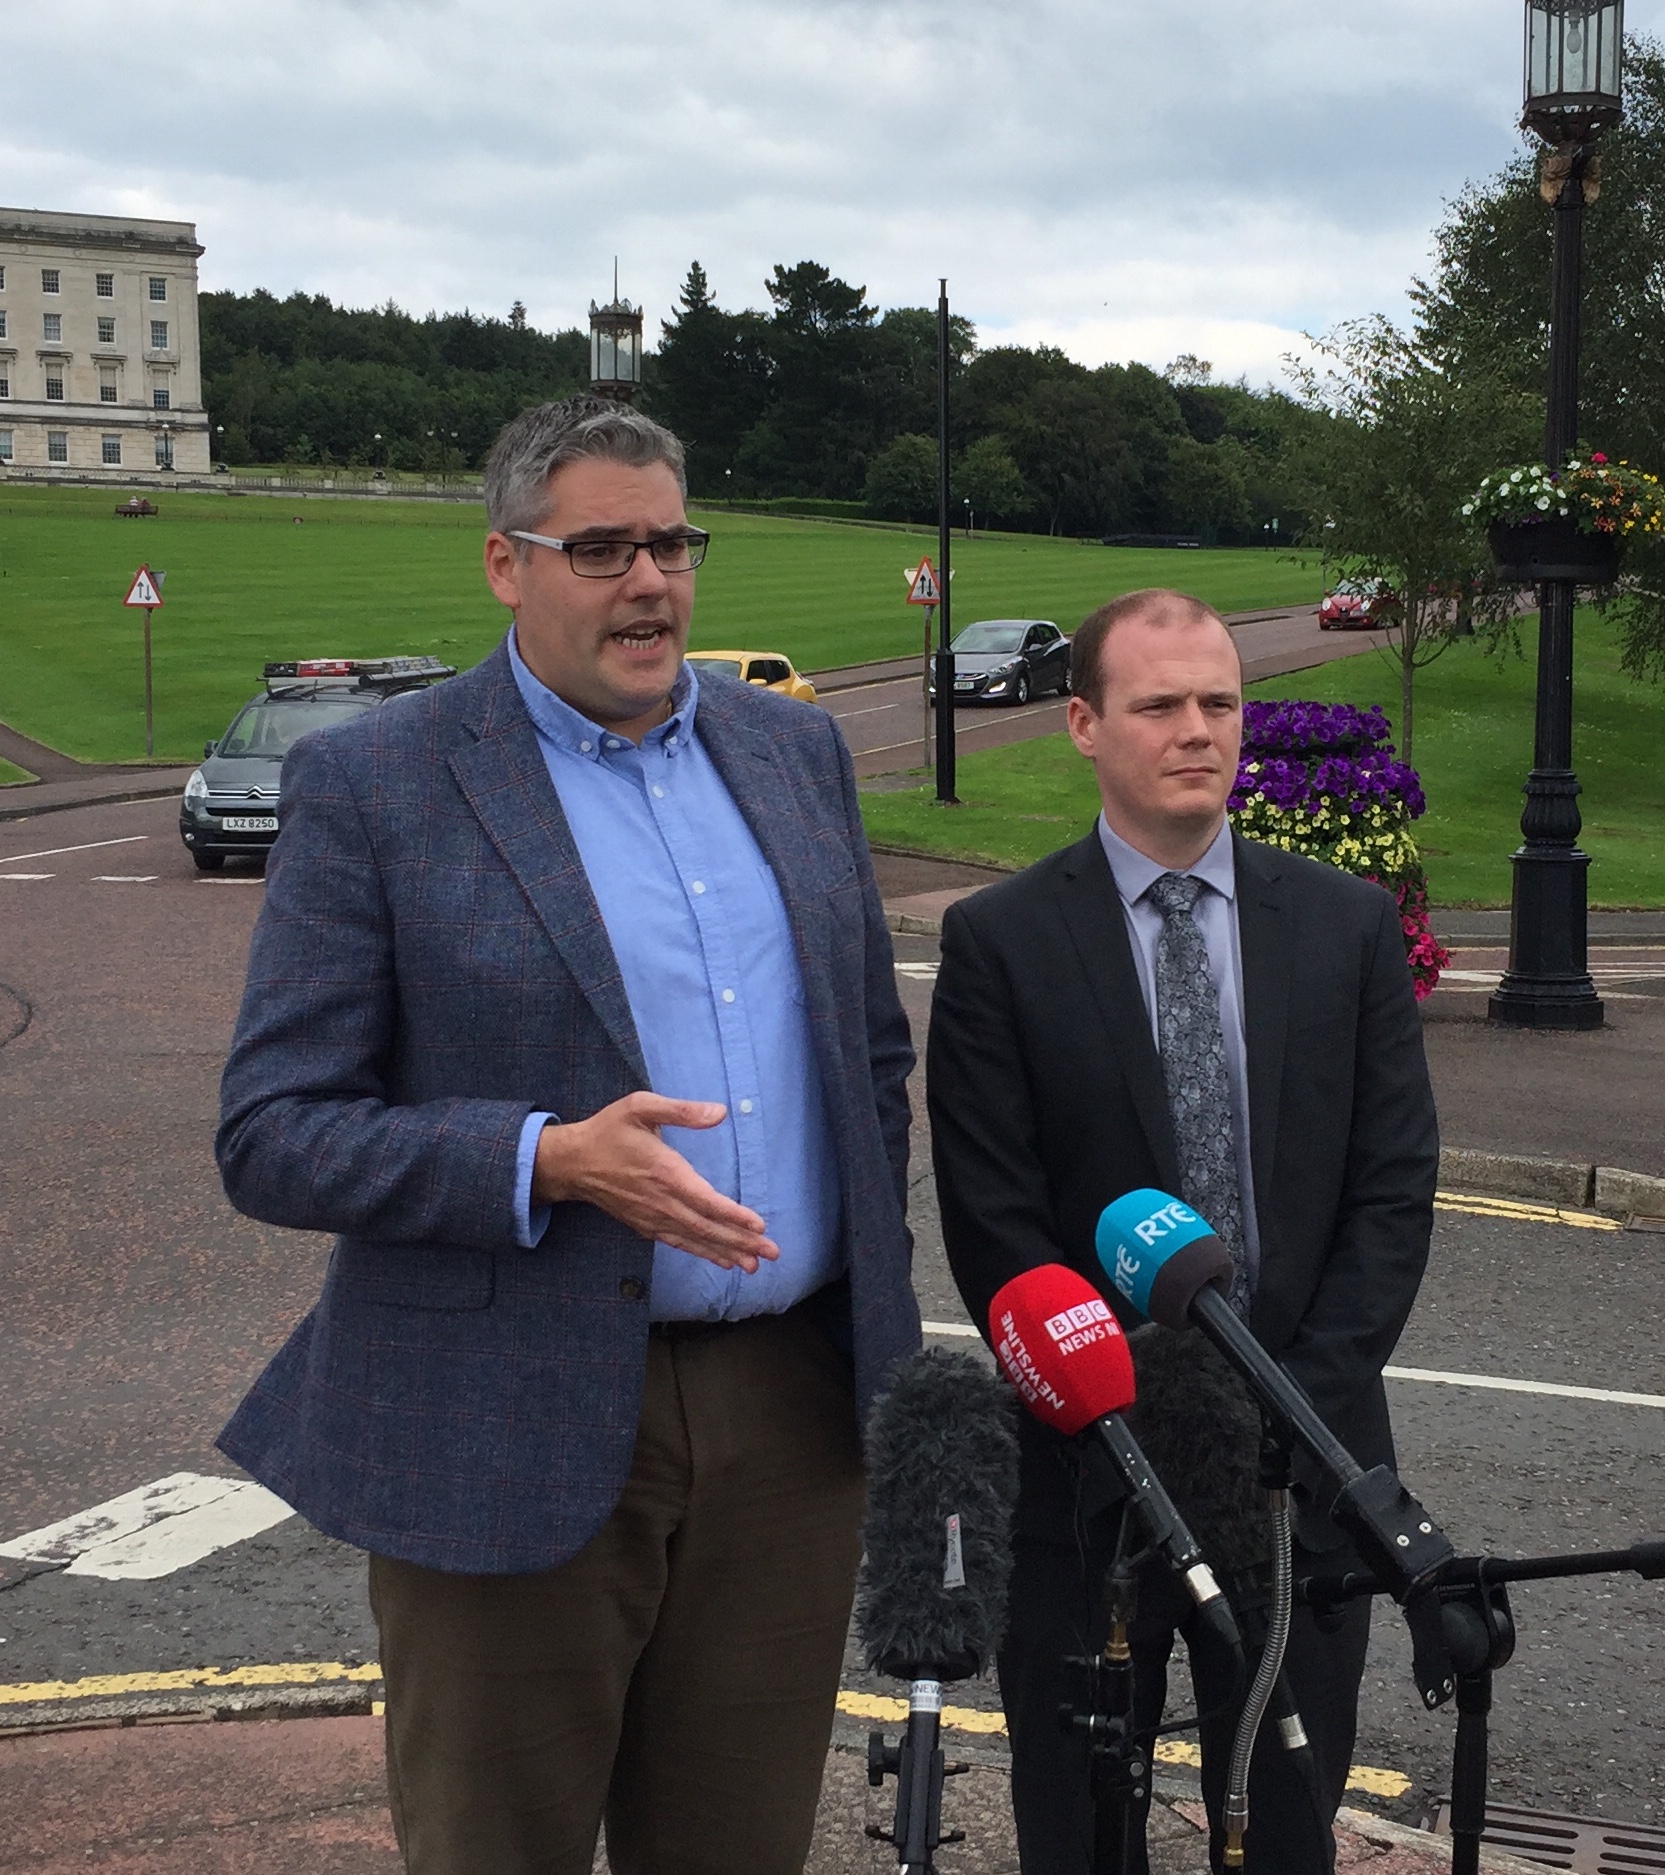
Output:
top-left (1146, 872), bottom-right (1251, 1317)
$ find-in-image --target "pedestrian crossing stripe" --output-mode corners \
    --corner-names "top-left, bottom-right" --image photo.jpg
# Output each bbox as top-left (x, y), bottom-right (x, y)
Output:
top-left (0, 1661), bottom-right (1409, 1797)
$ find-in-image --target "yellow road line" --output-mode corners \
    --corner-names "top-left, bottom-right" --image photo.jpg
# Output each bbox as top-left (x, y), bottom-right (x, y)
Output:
top-left (1435, 1191), bottom-right (1620, 1231)
top-left (0, 1660), bottom-right (381, 1707)
top-left (833, 1692), bottom-right (1411, 1798)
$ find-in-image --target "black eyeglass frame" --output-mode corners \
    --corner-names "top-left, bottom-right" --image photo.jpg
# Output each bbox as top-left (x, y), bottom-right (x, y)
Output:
top-left (507, 527), bottom-right (710, 578)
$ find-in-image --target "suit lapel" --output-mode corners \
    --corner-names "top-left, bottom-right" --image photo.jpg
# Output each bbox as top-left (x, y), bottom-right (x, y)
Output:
top-left (1054, 833), bottom-right (1182, 1189)
top-left (1232, 834), bottom-right (1291, 1217)
top-left (446, 645), bottom-right (648, 1085)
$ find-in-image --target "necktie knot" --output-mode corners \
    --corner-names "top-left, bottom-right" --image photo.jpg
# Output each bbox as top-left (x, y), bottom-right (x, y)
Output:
top-left (1148, 871), bottom-right (1203, 919)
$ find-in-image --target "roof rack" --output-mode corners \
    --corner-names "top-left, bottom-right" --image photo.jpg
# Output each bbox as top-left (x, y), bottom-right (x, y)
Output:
top-left (262, 656), bottom-right (456, 691)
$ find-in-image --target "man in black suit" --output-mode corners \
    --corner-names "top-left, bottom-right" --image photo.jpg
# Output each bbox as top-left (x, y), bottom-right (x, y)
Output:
top-left (928, 589), bottom-right (1438, 1874)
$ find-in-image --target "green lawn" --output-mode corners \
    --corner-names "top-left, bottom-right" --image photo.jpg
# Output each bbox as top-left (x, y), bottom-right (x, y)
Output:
top-left (860, 612), bottom-right (1665, 908)
top-left (0, 483), bottom-right (1319, 762)
top-left (0, 757), bottom-right (35, 786)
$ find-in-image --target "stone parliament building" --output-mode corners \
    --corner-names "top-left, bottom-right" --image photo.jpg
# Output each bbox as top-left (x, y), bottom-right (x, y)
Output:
top-left (0, 206), bottom-right (211, 480)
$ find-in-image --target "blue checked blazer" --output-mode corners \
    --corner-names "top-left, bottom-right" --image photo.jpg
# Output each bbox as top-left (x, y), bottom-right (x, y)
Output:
top-left (216, 642), bottom-right (920, 1575)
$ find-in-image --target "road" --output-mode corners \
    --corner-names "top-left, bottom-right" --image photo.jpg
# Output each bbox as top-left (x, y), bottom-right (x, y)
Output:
top-left (818, 606), bottom-right (1393, 776)
top-left (1, 796), bottom-right (1662, 1842)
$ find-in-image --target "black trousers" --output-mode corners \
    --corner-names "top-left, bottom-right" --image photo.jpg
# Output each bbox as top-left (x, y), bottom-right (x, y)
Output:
top-left (998, 1532), bottom-right (1372, 1875)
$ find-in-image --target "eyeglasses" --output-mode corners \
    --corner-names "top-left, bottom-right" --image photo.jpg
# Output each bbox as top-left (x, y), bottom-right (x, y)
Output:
top-left (507, 528), bottom-right (710, 578)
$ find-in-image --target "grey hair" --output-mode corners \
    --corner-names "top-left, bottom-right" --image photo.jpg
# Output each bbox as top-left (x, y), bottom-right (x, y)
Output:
top-left (483, 396), bottom-right (688, 540)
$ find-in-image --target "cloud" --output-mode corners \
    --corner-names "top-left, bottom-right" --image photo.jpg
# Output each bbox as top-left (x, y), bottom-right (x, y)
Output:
top-left (7, 0), bottom-right (1662, 386)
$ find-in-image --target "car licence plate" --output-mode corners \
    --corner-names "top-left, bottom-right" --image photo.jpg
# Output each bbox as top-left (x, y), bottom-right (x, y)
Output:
top-left (220, 815), bottom-right (278, 832)
top-left (954, 679), bottom-right (976, 691)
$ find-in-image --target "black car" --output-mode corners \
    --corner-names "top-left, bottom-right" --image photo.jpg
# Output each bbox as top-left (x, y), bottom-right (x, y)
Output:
top-left (928, 619), bottom-right (1071, 705)
top-left (179, 656), bottom-right (454, 871)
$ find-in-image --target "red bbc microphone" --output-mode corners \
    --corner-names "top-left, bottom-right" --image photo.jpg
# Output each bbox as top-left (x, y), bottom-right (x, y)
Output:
top-left (988, 1265), bottom-right (1241, 1639)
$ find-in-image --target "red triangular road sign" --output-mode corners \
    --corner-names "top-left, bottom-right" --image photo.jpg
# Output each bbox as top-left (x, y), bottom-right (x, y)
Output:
top-left (906, 558), bottom-right (941, 606)
top-left (124, 565), bottom-right (164, 608)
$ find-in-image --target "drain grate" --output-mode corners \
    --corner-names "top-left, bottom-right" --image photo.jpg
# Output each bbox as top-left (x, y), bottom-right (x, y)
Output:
top-left (1431, 1800), bottom-right (1665, 1872)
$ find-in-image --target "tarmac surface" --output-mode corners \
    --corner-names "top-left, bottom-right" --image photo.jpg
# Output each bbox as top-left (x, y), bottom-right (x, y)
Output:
top-left (3, 799), bottom-right (1663, 1872)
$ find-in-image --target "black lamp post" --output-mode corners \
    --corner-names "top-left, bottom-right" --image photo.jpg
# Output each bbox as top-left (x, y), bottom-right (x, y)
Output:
top-left (1489, 0), bottom-right (1624, 1032)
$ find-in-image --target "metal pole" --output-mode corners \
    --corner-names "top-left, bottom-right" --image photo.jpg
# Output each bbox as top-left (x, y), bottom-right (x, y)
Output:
top-left (922, 605), bottom-right (934, 768)
top-left (143, 606), bottom-right (155, 759)
top-left (933, 279), bottom-right (958, 805)
top-left (1490, 151), bottom-right (1603, 1030)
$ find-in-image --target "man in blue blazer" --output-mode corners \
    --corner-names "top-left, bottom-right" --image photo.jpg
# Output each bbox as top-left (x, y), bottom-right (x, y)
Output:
top-left (216, 397), bottom-right (920, 1875)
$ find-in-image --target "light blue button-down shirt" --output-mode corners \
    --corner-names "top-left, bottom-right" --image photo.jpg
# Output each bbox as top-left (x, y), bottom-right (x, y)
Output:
top-left (507, 632), bottom-right (843, 1321)
top-left (1096, 815), bottom-right (1261, 1292)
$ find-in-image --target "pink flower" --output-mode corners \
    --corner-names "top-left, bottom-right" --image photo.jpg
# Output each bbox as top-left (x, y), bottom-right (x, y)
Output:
top-left (1592, 452), bottom-right (1609, 464)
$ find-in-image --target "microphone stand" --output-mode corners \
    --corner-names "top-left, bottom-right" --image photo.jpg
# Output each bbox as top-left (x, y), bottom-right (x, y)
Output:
top-left (1297, 1540), bottom-right (1665, 1875)
top-left (866, 1679), bottom-right (970, 1870)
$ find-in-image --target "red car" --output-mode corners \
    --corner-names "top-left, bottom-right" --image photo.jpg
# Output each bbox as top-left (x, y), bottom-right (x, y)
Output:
top-left (1318, 578), bottom-right (1399, 630)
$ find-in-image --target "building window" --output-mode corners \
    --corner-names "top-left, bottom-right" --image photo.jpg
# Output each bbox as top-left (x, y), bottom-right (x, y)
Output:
top-left (43, 312), bottom-right (62, 343)
top-left (102, 435), bottom-right (123, 466)
top-left (0, 265), bottom-right (7, 289)
top-left (154, 433), bottom-right (173, 467)
top-left (0, 373), bottom-right (9, 400)
top-left (96, 272), bottom-right (115, 298)
top-left (100, 367), bottom-right (118, 403)
top-left (97, 316), bottom-right (115, 345)
top-left (48, 431), bottom-right (68, 463)
top-left (153, 383), bottom-right (170, 410)
top-left (0, 310), bottom-right (7, 339)
top-left (0, 431), bottom-right (12, 461)
top-left (46, 372), bottom-right (65, 401)
top-left (149, 276), bottom-right (168, 302)
top-left (42, 269), bottom-right (60, 294)
top-left (150, 320), bottom-right (169, 350)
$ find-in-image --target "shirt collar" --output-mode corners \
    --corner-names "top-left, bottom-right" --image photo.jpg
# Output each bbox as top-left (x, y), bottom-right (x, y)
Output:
top-left (1097, 813), bottom-right (1236, 909)
top-left (507, 627), bottom-right (698, 761)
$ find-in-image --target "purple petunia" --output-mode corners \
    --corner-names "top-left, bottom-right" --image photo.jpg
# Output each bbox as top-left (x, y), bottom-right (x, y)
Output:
top-left (1234, 703), bottom-right (1426, 819)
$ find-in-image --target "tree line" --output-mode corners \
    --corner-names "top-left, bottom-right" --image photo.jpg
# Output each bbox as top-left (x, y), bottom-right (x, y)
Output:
top-left (200, 270), bottom-right (1316, 543)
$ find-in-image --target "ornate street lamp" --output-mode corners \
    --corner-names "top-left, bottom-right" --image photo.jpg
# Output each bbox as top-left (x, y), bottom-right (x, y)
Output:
top-left (1490, 1), bottom-right (1624, 1031)
top-left (589, 264), bottom-right (644, 404)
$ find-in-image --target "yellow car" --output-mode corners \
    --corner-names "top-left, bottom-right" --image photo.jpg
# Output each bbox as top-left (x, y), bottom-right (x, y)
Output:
top-left (685, 650), bottom-right (818, 705)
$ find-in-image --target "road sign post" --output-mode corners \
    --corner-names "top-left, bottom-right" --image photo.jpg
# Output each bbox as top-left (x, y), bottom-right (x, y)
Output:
top-left (123, 565), bottom-right (165, 758)
top-left (906, 559), bottom-right (943, 771)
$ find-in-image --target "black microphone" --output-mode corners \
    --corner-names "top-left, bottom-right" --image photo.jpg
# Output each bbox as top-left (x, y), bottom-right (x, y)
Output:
top-left (855, 1346), bottom-right (1020, 1869)
top-left (1096, 1189), bottom-right (1455, 1605)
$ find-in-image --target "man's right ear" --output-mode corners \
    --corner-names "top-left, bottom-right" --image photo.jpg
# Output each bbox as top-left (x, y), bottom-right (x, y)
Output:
top-left (1065, 694), bottom-right (1100, 759)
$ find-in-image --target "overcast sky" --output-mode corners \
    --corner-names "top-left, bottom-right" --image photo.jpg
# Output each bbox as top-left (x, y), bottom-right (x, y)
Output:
top-left (8, 1), bottom-right (1665, 387)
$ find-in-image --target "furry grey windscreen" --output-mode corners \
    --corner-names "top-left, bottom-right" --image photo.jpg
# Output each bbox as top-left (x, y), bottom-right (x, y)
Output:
top-left (856, 1347), bottom-right (1020, 1683)
top-left (1123, 1324), bottom-right (1270, 1578)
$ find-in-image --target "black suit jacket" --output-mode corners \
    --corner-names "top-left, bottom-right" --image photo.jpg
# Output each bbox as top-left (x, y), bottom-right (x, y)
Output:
top-left (927, 828), bottom-right (1438, 1545)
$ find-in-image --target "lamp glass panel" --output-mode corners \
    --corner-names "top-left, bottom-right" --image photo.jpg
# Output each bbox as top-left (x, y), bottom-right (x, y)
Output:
top-left (1526, 1), bottom-right (1623, 105)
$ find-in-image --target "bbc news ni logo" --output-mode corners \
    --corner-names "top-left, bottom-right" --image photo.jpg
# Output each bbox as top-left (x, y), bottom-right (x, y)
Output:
top-left (1044, 1299), bottom-right (1112, 1344)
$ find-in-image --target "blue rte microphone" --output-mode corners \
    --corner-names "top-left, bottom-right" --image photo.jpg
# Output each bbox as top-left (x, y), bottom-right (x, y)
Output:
top-left (1093, 1188), bottom-right (1457, 1612)
top-left (1095, 1189), bottom-right (1235, 1330)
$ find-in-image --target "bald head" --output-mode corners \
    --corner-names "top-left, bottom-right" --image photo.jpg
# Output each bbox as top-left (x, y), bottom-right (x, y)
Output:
top-left (1067, 589), bottom-right (1238, 716)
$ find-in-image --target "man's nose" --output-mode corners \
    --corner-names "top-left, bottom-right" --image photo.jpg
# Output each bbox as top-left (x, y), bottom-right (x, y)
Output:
top-left (619, 547), bottom-right (674, 599)
top-left (1174, 701), bottom-right (1211, 742)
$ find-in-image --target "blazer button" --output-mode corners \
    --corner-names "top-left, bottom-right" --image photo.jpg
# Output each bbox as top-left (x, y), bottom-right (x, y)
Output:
top-left (619, 1277), bottom-right (646, 1302)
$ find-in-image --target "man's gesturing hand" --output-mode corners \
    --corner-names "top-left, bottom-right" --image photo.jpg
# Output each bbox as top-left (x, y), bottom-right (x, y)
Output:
top-left (531, 1094), bottom-right (779, 1272)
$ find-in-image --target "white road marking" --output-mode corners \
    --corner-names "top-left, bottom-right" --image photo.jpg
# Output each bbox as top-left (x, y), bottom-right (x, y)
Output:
top-left (0, 835), bottom-right (148, 866)
top-left (921, 1321), bottom-right (1665, 1406)
top-left (195, 876), bottom-right (266, 886)
top-left (894, 962), bottom-right (941, 980)
top-left (835, 701), bottom-right (907, 718)
top-left (92, 875), bottom-right (159, 883)
top-left (0, 873), bottom-right (54, 881)
top-left (1384, 1365), bottom-right (1665, 1410)
top-left (2, 1472), bottom-right (294, 1580)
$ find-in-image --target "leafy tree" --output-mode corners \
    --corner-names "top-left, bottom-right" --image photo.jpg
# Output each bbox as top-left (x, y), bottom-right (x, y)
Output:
top-left (651, 262), bottom-right (772, 494)
top-left (864, 433), bottom-right (939, 521)
top-left (1414, 34), bottom-right (1665, 676)
top-left (1163, 435), bottom-right (1250, 539)
top-left (957, 436), bottom-right (1029, 525)
top-left (1290, 318), bottom-right (1536, 759)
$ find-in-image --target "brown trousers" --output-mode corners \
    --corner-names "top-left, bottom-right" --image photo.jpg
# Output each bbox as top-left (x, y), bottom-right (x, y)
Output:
top-left (368, 1298), bottom-right (867, 1875)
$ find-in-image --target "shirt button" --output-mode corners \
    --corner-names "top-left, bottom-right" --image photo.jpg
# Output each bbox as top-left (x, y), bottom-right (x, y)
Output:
top-left (619, 1277), bottom-right (646, 1301)
top-left (607, 739), bottom-right (625, 751)
top-left (579, 740), bottom-right (592, 753)
top-left (652, 785), bottom-right (665, 799)
top-left (722, 988), bottom-right (736, 1003)
top-left (739, 1099), bottom-right (754, 1115)
top-left (691, 880), bottom-right (706, 895)
top-left (666, 734), bottom-right (678, 747)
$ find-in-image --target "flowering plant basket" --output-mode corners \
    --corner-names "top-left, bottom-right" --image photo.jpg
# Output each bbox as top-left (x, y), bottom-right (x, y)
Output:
top-left (1231, 701), bottom-right (1448, 999)
top-left (1464, 456), bottom-right (1664, 582)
